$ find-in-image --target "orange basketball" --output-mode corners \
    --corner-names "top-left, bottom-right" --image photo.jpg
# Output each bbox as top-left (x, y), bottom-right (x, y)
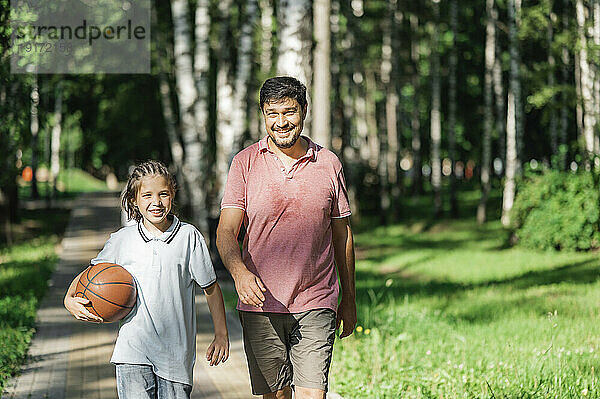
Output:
top-left (75, 263), bottom-right (137, 323)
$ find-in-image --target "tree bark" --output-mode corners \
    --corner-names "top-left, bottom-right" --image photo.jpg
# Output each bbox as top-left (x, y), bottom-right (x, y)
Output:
top-left (312, 0), bottom-right (331, 147)
top-left (30, 73), bottom-right (39, 200)
top-left (502, 0), bottom-right (521, 226)
top-left (277, 0), bottom-right (312, 136)
top-left (215, 0), bottom-right (237, 217)
top-left (560, 0), bottom-right (570, 170)
top-left (50, 82), bottom-right (62, 200)
top-left (548, 6), bottom-right (558, 160)
top-left (478, 0), bottom-right (494, 224)
top-left (410, 13), bottom-right (423, 196)
top-left (576, 0), bottom-right (595, 159)
top-left (448, 0), bottom-right (458, 218)
top-left (381, 0), bottom-right (400, 220)
top-left (171, 0), bottom-right (208, 235)
top-left (430, 0), bottom-right (442, 217)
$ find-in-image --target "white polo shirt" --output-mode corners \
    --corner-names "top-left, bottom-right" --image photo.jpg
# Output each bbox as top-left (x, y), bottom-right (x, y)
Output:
top-left (90, 215), bottom-right (216, 385)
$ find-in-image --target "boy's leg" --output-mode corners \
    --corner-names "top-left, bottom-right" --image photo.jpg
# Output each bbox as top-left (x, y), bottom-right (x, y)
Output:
top-left (156, 375), bottom-right (192, 399)
top-left (115, 363), bottom-right (156, 399)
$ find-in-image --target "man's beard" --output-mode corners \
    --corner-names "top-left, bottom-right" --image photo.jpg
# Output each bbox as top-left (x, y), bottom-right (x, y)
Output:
top-left (269, 129), bottom-right (301, 148)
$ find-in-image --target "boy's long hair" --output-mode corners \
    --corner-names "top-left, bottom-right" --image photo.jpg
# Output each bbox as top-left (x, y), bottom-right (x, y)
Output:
top-left (120, 160), bottom-right (177, 223)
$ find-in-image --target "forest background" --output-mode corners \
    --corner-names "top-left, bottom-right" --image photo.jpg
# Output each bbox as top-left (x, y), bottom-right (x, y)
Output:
top-left (2, 0), bottom-right (600, 397)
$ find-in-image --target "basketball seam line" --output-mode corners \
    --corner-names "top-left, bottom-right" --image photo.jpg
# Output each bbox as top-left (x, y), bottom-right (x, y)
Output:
top-left (84, 288), bottom-right (135, 309)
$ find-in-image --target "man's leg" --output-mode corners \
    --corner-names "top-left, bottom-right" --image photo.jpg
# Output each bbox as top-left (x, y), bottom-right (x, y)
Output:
top-left (239, 311), bottom-right (293, 396)
top-left (295, 386), bottom-right (326, 399)
top-left (289, 309), bottom-right (336, 399)
top-left (263, 385), bottom-right (292, 399)
top-left (156, 375), bottom-right (192, 399)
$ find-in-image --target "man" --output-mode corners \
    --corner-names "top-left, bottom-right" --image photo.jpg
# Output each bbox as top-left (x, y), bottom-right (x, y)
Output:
top-left (216, 76), bottom-right (357, 399)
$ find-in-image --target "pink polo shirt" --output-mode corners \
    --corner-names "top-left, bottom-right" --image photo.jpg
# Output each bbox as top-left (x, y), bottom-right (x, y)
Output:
top-left (221, 136), bottom-right (351, 313)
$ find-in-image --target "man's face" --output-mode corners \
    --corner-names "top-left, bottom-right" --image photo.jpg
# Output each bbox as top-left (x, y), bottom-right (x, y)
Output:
top-left (262, 97), bottom-right (306, 149)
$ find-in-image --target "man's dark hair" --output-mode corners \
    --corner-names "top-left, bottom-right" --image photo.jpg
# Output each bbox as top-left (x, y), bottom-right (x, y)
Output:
top-left (259, 76), bottom-right (307, 111)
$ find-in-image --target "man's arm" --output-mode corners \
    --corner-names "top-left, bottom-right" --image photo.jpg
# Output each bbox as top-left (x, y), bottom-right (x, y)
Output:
top-left (216, 208), bottom-right (266, 307)
top-left (331, 217), bottom-right (357, 338)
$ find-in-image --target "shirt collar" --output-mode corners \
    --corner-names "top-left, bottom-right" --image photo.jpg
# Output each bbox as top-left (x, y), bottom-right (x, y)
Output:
top-left (138, 215), bottom-right (182, 244)
top-left (259, 135), bottom-right (318, 161)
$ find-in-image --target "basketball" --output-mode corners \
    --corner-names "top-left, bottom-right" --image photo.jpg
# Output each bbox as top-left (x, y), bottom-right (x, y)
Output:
top-left (75, 263), bottom-right (137, 323)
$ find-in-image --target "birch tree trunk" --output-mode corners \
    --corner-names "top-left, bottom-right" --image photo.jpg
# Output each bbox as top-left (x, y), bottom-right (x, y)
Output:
top-left (215, 0), bottom-right (237, 216)
top-left (232, 0), bottom-right (257, 149)
top-left (153, 4), bottom-right (187, 205)
top-left (312, 0), bottom-right (331, 147)
top-left (593, 0), bottom-right (600, 154)
top-left (411, 13), bottom-right (423, 196)
top-left (448, 0), bottom-right (458, 217)
top-left (277, 0), bottom-right (312, 136)
top-left (493, 27), bottom-right (506, 167)
top-left (502, 91), bottom-right (517, 226)
top-left (430, 0), bottom-right (442, 217)
top-left (171, 0), bottom-right (208, 235)
top-left (548, 7), bottom-right (558, 159)
top-left (513, 0), bottom-right (524, 169)
top-left (502, 0), bottom-right (521, 226)
top-left (30, 73), bottom-right (39, 200)
top-left (381, 0), bottom-right (400, 219)
top-left (560, 0), bottom-right (570, 169)
top-left (576, 0), bottom-right (596, 159)
top-left (260, 0), bottom-right (273, 75)
top-left (50, 82), bottom-right (62, 200)
top-left (478, 0), bottom-right (494, 224)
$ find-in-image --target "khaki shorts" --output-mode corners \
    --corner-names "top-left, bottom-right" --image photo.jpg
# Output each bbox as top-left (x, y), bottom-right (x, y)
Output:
top-left (238, 308), bottom-right (336, 395)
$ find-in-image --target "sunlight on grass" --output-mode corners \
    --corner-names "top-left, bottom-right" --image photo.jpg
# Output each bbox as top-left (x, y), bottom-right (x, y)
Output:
top-left (331, 219), bottom-right (600, 398)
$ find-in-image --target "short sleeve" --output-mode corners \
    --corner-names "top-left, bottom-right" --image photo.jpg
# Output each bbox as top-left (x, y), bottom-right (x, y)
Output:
top-left (331, 168), bottom-right (352, 218)
top-left (91, 233), bottom-right (118, 265)
top-left (220, 156), bottom-right (246, 211)
top-left (189, 234), bottom-right (217, 289)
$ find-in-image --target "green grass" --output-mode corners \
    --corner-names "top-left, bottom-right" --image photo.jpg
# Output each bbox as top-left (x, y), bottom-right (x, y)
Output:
top-left (330, 219), bottom-right (600, 398)
top-left (19, 167), bottom-right (109, 199)
top-left (0, 208), bottom-right (70, 391)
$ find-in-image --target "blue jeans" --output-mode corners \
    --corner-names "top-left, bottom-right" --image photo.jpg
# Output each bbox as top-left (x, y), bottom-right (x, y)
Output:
top-left (115, 364), bottom-right (192, 399)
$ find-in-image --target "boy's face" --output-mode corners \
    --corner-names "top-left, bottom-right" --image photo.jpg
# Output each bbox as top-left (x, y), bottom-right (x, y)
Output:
top-left (134, 175), bottom-right (173, 233)
top-left (262, 97), bottom-right (307, 149)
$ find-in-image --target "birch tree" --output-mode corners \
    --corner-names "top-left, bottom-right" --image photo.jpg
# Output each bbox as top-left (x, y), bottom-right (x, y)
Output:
top-left (215, 0), bottom-right (237, 214)
top-left (502, 0), bottom-right (521, 226)
top-left (448, 0), bottom-right (458, 217)
top-left (381, 0), bottom-right (400, 218)
top-left (410, 12), bottom-right (423, 196)
top-left (559, 0), bottom-right (569, 169)
top-left (576, 0), bottom-right (595, 159)
top-left (478, 0), bottom-right (494, 224)
top-left (50, 82), bottom-right (62, 200)
top-left (30, 73), bottom-right (39, 200)
top-left (171, 0), bottom-right (208, 235)
top-left (430, 0), bottom-right (442, 216)
top-left (313, 0), bottom-right (332, 148)
top-left (277, 0), bottom-right (312, 136)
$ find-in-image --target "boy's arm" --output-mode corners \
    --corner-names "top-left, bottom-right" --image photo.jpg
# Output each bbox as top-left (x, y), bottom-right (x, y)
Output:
top-left (216, 208), bottom-right (266, 307)
top-left (203, 282), bottom-right (230, 366)
top-left (64, 269), bottom-right (104, 323)
top-left (331, 217), bottom-right (357, 338)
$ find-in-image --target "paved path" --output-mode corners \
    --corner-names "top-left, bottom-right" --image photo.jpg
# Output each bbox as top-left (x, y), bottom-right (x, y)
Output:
top-left (2, 192), bottom-right (253, 399)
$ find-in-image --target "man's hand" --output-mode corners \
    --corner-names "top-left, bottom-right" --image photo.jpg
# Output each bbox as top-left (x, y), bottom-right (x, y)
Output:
top-left (64, 295), bottom-right (104, 323)
top-left (233, 268), bottom-right (267, 308)
top-left (336, 296), bottom-right (357, 338)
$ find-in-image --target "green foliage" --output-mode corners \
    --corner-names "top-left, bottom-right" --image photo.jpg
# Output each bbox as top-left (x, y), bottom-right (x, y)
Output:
top-left (512, 171), bottom-right (600, 251)
top-left (0, 207), bottom-right (68, 390)
top-left (331, 218), bottom-right (600, 398)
